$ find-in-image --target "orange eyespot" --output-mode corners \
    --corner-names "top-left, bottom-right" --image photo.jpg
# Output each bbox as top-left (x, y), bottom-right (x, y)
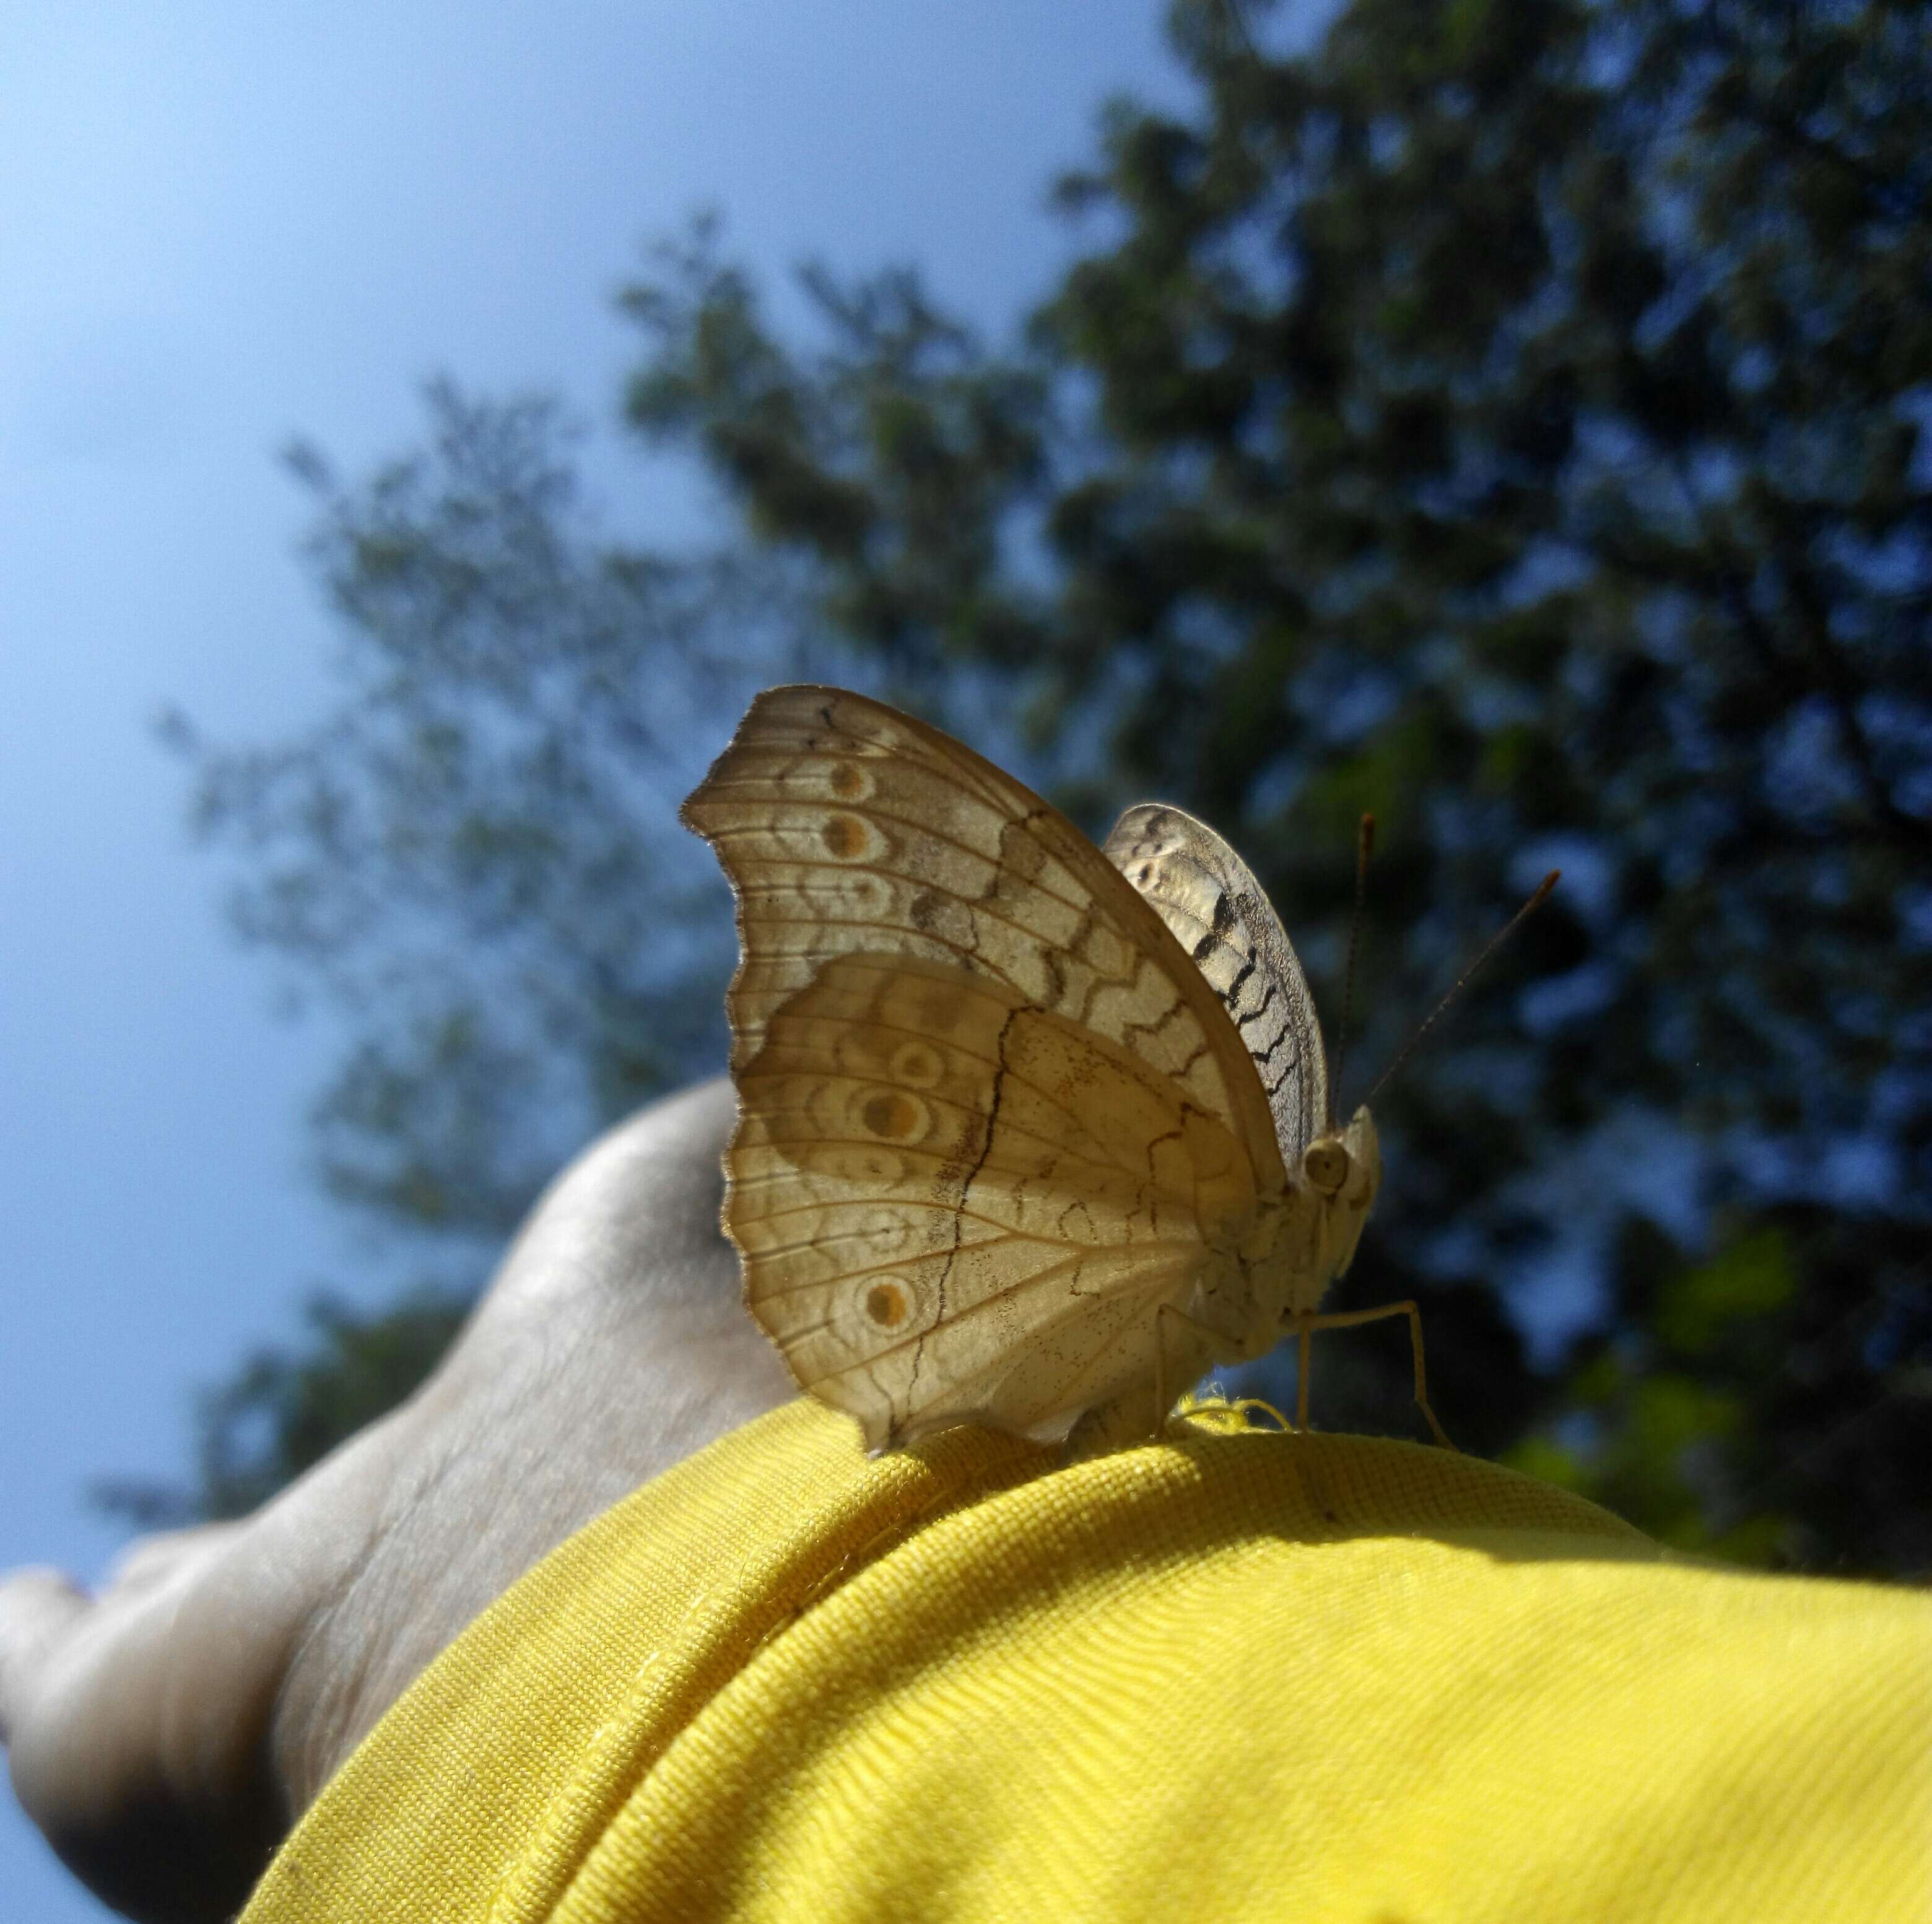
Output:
top-left (822, 812), bottom-right (871, 860)
top-left (887, 1040), bottom-right (944, 1089)
top-left (861, 1089), bottom-right (925, 1141)
top-left (864, 1281), bottom-right (911, 1329)
top-left (1303, 1140), bottom-right (1350, 1196)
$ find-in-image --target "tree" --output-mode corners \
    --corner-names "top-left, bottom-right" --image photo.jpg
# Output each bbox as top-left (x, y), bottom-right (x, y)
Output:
top-left (163, 387), bottom-right (767, 1245)
top-left (110, 386), bottom-right (774, 1523)
top-left (149, 0), bottom-right (1930, 1570)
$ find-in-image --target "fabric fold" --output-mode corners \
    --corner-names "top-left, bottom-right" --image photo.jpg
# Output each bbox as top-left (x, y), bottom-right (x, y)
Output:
top-left (242, 1402), bottom-right (1931, 1924)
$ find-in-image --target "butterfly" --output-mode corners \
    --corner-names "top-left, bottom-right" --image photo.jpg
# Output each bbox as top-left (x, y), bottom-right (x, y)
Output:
top-left (682, 684), bottom-right (1451, 1456)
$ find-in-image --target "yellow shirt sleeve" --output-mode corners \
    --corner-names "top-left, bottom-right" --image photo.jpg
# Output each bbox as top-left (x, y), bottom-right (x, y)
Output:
top-left (243, 1401), bottom-right (1931, 1923)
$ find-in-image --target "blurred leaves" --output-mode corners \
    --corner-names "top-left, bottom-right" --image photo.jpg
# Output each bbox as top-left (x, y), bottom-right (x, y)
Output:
top-left (162, 383), bottom-right (762, 1245)
top-left (141, 0), bottom-right (1928, 1574)
top-left (1516, 1209), bottom-right (1932, 1572)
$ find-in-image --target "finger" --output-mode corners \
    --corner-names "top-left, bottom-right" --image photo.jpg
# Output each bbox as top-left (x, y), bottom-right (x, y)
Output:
top-left (4, 1538), bottom-right (292, 1924)
top-left (0, 1567), bottom-right (90, 1746)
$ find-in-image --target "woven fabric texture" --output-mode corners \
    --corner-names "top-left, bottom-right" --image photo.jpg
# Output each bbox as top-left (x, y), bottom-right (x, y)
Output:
top-left (242, 1399), bottom-right (1930, 1923)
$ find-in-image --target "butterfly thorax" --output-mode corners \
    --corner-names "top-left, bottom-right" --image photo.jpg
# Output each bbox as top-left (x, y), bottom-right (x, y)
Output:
top-left (1229, 1106), bottom-right (1383, 1350)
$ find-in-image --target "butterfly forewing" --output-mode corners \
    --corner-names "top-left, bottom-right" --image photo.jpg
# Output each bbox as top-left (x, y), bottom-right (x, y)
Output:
top-left (681, 687), bottom-right (1290, 1447)
top-left (1105, 803), bottom-right (1329, 1164)
top-left (682, 688), bottom-right (1281, 1162)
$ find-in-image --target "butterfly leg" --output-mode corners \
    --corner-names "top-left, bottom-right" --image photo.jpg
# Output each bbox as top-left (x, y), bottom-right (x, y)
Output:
top-left (1153, 1301), bottom-right (1245, 1439)
top-left (1296, 1313), bottom-right (1313, 1432)
top-left (1292, 1302), bottom-right (1456, 1450)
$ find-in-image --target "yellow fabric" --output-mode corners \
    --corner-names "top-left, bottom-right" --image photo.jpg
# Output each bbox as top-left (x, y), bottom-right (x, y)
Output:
top-left (243, 1401), bottom-right (1931, 1923)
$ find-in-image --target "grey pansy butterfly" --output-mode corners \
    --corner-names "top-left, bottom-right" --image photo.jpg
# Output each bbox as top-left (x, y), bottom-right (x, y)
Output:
top-left (682, 684), bottom-right (1449, 1455)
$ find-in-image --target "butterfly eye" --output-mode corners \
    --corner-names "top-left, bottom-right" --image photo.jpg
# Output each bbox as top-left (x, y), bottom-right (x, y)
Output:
top-left (1302, 1140), bottom-right (1350, 1196)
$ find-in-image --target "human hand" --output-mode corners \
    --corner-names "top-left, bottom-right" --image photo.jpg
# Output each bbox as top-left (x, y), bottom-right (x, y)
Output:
top-left (1, 1079), bottom-right (790, 1923)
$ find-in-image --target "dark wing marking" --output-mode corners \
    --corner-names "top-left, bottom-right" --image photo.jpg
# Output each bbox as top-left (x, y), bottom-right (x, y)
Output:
top-left (1104, 802), bottom-right (1328, 1163)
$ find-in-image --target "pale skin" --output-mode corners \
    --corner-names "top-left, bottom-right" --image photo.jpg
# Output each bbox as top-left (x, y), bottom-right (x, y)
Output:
top-left (0, 1079), bottom-right (792, 1924)
top-left (1, 1077), bottom-right (1441, 1923)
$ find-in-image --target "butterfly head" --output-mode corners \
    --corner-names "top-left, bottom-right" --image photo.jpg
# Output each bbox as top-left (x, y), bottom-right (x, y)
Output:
top-left (1295, 1104), bottom-right (1382, 1285)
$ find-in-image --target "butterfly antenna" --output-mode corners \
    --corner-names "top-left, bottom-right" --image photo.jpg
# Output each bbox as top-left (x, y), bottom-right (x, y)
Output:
top-left (1362, 871), bottom-right (1560, 1109)
top-left (1328, 812), bottom-right (1375, 1126)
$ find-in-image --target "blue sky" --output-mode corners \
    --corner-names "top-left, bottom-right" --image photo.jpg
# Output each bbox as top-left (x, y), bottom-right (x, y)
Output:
top-left (0, 6), bottom-right (1197, 1912)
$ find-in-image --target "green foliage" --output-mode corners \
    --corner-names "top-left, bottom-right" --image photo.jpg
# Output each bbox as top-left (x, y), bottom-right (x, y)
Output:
top-left (161, 385), bottom-right (759, 1245)
top-left (147, 0), bottom-right (1929, 1572)
top-left (1515, 1208), bottom-right (1932, 1571)
top-left (1654, 1227), bottom-right (1795, 1356)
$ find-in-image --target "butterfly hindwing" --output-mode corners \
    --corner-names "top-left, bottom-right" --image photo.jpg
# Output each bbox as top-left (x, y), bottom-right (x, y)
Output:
top-left (1104, 803), bottom-right (1329, 1165)
top-left (731, 952), bottom-right (1256, 1445)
